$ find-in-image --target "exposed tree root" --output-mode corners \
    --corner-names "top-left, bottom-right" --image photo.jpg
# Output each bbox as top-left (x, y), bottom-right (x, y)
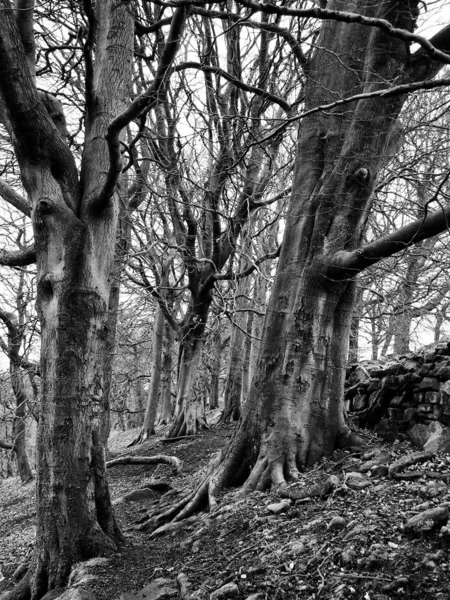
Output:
top-left (127, 429), bottom-right (154, 447)
top-left (167, 408), bottom-right (209, 439)
top-left (143, 424), bottom-right (369, 534)
top-left (106, 455), bottom-right (182, 473)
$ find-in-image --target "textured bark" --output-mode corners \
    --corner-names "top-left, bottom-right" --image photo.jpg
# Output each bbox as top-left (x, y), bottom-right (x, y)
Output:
top-left (208, 323), bottom-right (221, 410)
top-left (159, 320), bottom-right (174, 423)
top-left (131, 302), bottom-right (165, 443)
top-left (168, 309), bottom-right (209, 437)
top-left (222, 319), bottom-right (244, 422)
top-left (0, 1), bottom-right (135, 597)
top-left (152, 2), bottom-right (441, 521)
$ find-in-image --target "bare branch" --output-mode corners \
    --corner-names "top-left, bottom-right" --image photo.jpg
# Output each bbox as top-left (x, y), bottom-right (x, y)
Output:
top-left (95, 6), bottom-right (189, 210)
top-left (329, 205), bottom-right (450, 280)
top-left (0, 178), bottom-right (31, 217)
top-left (0, 244), bottom-right (36, 266)
top-left (174, 62), bottom-right (291, 112)
top-left (216, 246), bottom-right (280, 281)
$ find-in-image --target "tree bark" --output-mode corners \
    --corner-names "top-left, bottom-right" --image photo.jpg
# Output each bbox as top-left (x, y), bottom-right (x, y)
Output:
top-left (159, 320), bottom-right (174, 423)
top-left (0, 1), bottom-right (136, 596)
top-left (155, 2), bottom-right (440, 516)
top-left (132, 302), bottom-right (165, 442)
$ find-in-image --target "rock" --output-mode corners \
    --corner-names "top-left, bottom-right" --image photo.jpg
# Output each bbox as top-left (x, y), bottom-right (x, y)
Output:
top-left (407, 423), bottom-right (431, 448)
top-left (123, 489), bottom-right (159, 502)
top-left (55, 590), bottom-right (97, 600)
top-left (393, 471), bottom-right (424, 481)
top-left (424, 425), bottom-right (450, 453)
top-left (287, 541), bottom-right (306, 554)
top-left (420, 377), bottom-right (440, 390)
top-left (209, 583), bottom-right (239, 600)
top-left (328, 516), bottom-right (346, 530)
top-left (403, 408), bottom-right (418, 423)
top-left (343, 524), bottom-right (367, 541)
top-left (403, 506), bottom-right (449, 534)
top-left (372, 464), bottom-right (389, 477)
top-left (388, 451), bottom-right (434, 478)
top-left (359, 452), bottom-right (391, 472)
top-left (266, 500), bottom-right (291, 514)
top-left (120, 579), bottom-right (178, 600)
top-left (340, 547), bottom-right (356, 566)
top-left (244, 595), bottom-right (264, 600)
top-left (68, 559), bottom-right (110, 589)
top-left (346, 472), bottom-right (371, 490)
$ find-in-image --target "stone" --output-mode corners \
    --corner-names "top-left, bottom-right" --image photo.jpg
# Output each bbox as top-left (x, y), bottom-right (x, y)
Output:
top-left (352, 395), bottom-right (368, 411)
top-left (420, 377), bottom-right (441, 391)
top-left (340, 547), bottom-right (356, 566)
top-left (426, 391), bottom-right (440, 403)
top-left (55, 591), bottom-right (97, 600)
top-left (372, 464), bottom-right (389, 477)
top-left (393, 471), bottom-right (424, 481)
top-left (435, 365), bottom-right (450, 381)
top-left (266, 500), bottom-right (291, 514)
top-left (385, 363), bottom-right (405, 376)
top-left (328, 516), bottom-right (346, 530)
top-left (387, 408), bottom-right (403, 420)
top-left (403, 407), bottom-right (418, 423)
top-left (407, 424), bottom-right (431, 448)
top-left (404, 506), bottom-right (449, 534)
top-left (367, 379), bottom-right (382, 392)
top-left (389, 395), bottom-right (405, 408)
top-left (120, 579), bottom-right (178, 600)
top-left (418, 364), bottom-right (434, 377)
top-left (403, 359), bottom-right (422, 372)
top-left (359, 451), bottom-right (391, 473)
top-left (209, 583), bottom-right (239, 600)
top-left (287, 541), bottom-right (306, 554)
top-left (424, 425), bottom-right (450, 453)
top-left (346, 473), bottom-right (371, 490)
top-left (244, 595), bottom-right (264, 600)
top-left (388, 451), bottom-right (434, 478)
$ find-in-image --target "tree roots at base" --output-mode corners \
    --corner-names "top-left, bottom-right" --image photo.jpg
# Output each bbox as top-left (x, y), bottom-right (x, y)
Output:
top-left (140, 426), bottom-right (367, 536)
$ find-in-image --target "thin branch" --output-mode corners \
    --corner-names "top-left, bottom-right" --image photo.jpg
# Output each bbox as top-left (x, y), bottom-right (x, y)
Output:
top-left (216, 245), bottom-right (280, 281)
top-left (95, 6), bottom-right (189, 210)
top-left (174, 62), bottom-right (291, 112)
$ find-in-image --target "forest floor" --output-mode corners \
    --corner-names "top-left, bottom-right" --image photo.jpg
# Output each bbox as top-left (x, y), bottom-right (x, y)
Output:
top-left (2, 416), bottom-right (450, 600)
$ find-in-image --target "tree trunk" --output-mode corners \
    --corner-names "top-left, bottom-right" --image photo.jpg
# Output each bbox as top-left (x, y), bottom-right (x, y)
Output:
top-left (161, 1), bottom-right (422, 509)
top-left (0, 1), bottom-right (136, 596)
top-left (222, 317), bottom-right (245, 422)
top-left (131, 302), bottom-right (165, 443)
top-left (209, 321), bottom-right (221, 410)
top-left (167, 292), bottom-right (211, 437)
top-left (11, 368), bottom-right (33, 483)
top-left (159, 320), bottom-right (174, 424)
top-left (168, 327), bottom-right (208, 437)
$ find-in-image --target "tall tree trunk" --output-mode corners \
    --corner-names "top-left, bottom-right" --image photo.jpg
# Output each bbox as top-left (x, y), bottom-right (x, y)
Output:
top-left (222, 316), bottom-right (245, 422)
top-left (209, 320), bottom-right (221, 410)
top-left (131, 302), bottom-right (165, 443)
top-left (11, 368), bottom-right (33, 483)
top-left (167, 292), bottom-right (211, 437)
top-left (163, 2), bottom-right (425, 510)
top-left (159, 320), bottom-right (174, 424)
top-left (0, 2), bottom-right (136, 596)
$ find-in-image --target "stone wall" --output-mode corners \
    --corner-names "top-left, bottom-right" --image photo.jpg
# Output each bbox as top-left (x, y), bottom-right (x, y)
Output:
top-left (346, 341), bottom-right (450, 452)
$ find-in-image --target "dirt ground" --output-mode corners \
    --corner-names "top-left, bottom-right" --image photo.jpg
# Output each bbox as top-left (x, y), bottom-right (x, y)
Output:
top-left (2, 421), bottom-right (450, 600)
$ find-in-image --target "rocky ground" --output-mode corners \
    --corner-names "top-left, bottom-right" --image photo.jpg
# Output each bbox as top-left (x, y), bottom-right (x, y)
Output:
top-left (2, 422), bottom-right (450, 600)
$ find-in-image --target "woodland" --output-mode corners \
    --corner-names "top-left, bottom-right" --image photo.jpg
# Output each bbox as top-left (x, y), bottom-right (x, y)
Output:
top-left (1, 0), bottom-right (450, 599)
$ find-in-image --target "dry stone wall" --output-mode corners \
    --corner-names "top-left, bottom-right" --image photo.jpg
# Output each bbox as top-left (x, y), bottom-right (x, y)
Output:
top-left (346, 341), bottom-right (450, 452)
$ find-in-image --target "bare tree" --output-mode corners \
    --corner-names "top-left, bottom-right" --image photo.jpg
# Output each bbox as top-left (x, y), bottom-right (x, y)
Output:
top-left (149, 0), bottom-right (450, 524)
